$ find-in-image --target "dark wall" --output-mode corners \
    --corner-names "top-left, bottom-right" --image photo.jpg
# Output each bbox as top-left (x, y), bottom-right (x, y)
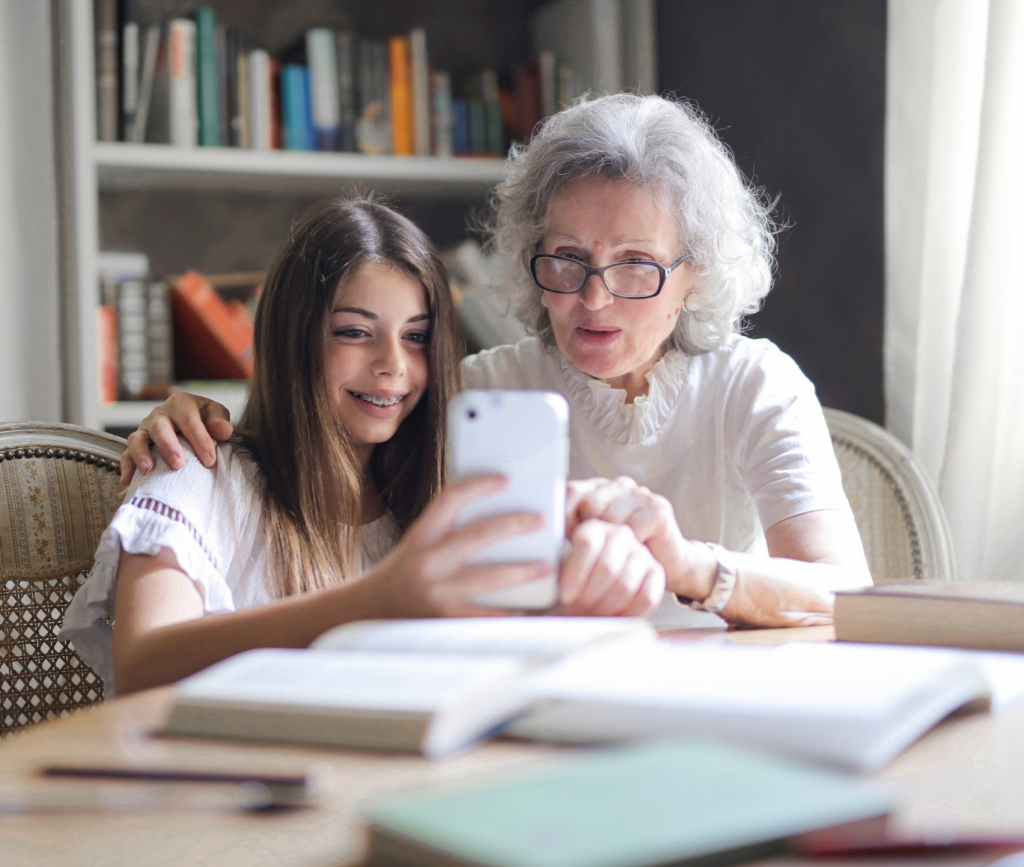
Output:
top-left (658, 0), bottom-right (886, 422)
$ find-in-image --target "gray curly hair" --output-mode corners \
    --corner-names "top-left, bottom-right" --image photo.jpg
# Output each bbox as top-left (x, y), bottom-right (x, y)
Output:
top-left (485, 93), bottom-right (778, 355)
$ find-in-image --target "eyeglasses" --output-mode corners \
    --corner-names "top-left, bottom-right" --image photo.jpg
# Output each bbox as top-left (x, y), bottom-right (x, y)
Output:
top-left (529, 252), bottom-right (692, 300)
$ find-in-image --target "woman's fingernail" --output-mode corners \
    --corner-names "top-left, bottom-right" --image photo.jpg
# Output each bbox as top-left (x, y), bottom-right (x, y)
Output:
top-left (202, 452), bottom-right (214, 467)
top-left (140, 460), bottom-right (152, 474)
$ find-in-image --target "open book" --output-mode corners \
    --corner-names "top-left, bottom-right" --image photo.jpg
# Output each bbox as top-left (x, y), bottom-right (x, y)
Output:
top-left (507, 639), bottom-right (992, 772)
top-left (162, 620), bottom-right (997, 770)
top-left (160, 617), bottom-right (656, 759)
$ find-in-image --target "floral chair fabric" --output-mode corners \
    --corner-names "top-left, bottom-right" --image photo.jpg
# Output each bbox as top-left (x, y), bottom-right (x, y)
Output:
top-left (0, 423), bottom-right (125, 737)
top-left (824, 408), bottom-right (955, 584)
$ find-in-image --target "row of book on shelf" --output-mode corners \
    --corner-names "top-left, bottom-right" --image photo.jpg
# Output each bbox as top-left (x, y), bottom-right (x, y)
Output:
top-left (97, 252), bottom-right (256, 404)
top-left (95, 2), bottom-right (572, 157)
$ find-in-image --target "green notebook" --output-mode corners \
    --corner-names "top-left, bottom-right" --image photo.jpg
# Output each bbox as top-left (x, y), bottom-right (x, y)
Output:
top-left (365, 739), bottom-right (891, 867)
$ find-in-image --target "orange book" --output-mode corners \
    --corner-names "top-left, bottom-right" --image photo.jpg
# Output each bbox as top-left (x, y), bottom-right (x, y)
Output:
top-left (171, 270), bottom-right (254, 380)
top-left (388, 36), bottom-right (413, 156)
top-left (96, 304), bottom-right (118, 403)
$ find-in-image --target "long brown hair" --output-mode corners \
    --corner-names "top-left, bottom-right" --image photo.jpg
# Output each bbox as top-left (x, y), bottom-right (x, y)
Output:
top-left (234, 196), bottom-right (463, 598)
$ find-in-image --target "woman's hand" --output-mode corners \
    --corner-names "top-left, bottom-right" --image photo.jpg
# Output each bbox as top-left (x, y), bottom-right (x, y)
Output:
top-left (355, 476), bottom-right (554, 618)
top-left (556, 518), bottom-right (666, 617)
top-left (121, 393), bottom-right (234, 486)
top-left (566, 477), bottom-right (715, 603)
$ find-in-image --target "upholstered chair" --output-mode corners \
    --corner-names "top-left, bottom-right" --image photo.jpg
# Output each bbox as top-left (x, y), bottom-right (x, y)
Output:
top-left (824, 408), bottom-right (955, 584)
top-left (0, 423), bottom-right (125, 737)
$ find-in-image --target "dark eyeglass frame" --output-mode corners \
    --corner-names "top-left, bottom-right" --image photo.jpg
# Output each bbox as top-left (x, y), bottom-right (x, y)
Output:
top-left (529, 252), bottom-right (693, 300)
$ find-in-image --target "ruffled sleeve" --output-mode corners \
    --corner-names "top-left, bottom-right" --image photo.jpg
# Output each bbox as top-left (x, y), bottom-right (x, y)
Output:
top-left (59, 440), bottom-right (264, 693)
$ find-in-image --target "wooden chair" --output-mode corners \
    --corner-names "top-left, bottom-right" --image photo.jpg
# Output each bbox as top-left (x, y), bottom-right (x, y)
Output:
top-left (0, 423), bottom-right (126, 737)
top-left (824, 408), bottom-right (955, 583)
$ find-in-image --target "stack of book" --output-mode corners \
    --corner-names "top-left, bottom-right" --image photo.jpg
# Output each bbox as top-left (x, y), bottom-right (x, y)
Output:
top-left (97, 259), bottom-right (257, 404)
top-left (94, 2), bottom-right (547, 157)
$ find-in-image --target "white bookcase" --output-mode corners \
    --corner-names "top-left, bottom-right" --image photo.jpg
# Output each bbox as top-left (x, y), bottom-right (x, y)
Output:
top-left (56, 0), bottom-right (506, 432)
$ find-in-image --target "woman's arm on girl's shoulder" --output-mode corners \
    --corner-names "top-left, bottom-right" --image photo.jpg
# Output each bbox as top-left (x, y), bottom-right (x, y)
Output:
top-left (120, 393), bottom-right (234, 486)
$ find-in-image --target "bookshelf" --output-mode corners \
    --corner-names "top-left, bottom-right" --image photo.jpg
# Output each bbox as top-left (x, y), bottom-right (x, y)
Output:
top-left (56, 0), bottom-right (512, 433)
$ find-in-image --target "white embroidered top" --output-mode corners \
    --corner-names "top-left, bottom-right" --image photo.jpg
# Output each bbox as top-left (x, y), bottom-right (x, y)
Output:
top-left (59, 441), bottom-right (399, 693)
top-left (461, 335), bottom-right (850, 556)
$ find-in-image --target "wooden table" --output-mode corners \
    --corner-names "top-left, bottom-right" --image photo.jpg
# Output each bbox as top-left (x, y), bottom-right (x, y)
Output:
top-left (3, 627), bottom-right (1024, 867)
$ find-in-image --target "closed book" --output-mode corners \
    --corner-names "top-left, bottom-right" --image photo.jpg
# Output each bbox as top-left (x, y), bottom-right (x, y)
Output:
top-left (247, 49), bottom-right (271, 149)
top-left (120, 1), bottom-right (140, 141)
top-left (193, 7), bottom-right (219, 147)
top-left (335, 30), bottom-right (357, 151)
top-left (96, 302), bottom-right (118, 404)
top-left (214, 25), bottom-right (229, 146)
top-left (167, 18), bottom-right (197, 147)
top-left (373, 40), bottom-right (391, 152)
top-left (306, 28), bottom-right (341, 151)
top-left (115, 280), bottom-right (149, 399)
top-left (282, 65), bottom-right (312, 151)
top-left (145, 281), bottom-right (174, 391)
top-left (835, 580), bottom-right (1024, 651)
top-left (235, 44), bottom-right (250, 148)
top-left (94, 0), bottom-right (119, 141)
top-left (170, 270), bottom-right (253, 380)
top-left (130, 23), bottom-right (161, 144)
top-left (160, 618), bottom-right (656, 758)
top-left (366, 740), bottom-right (891, 867)
top-left (451, 98), bottom-right (469, 155)
top-left (431, 71), bottom-right (452, 157)
top-left (408, 27), bottom-right (430, 156)
top-left (467, 99), bottom-right (487, 155)
top-left (388, 36), bottom-right (413, 156)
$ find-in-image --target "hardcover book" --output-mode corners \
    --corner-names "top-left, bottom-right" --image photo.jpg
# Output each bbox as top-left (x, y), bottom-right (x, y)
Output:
top-left (835, 580), bottom-right (1024, 651)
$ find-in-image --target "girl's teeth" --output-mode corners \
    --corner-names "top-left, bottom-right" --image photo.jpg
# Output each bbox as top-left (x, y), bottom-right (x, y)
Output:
top-left (354, 392), bottom-right (402, 407)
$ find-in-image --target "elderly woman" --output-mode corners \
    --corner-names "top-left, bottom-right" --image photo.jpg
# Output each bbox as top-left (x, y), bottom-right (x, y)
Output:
top-left (123, 93), bottom-right (871, 627)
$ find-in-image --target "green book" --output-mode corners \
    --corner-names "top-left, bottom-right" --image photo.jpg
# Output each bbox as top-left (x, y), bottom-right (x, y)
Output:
top-left (365, 739), bottom-right (890, 867)
top-left (194, 7), bottom-right (219, 147)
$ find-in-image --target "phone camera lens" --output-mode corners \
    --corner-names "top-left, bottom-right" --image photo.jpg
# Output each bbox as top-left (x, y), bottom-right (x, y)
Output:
top-left (467, 410), bottom-right (477, 420)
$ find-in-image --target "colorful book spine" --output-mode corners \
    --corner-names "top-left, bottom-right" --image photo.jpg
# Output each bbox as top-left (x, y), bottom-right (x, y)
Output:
top-left (336, 30), bottom-right (357, 152)
top-left (170, 271), bottom-right (254, 381)
top-left (452, 98), bottom-right (469, 155)
top-left (120, 4), bottom-right (140, 142)
top-left (167, 18), bottom-right (197, 146)
top-left (194, 7), bottom-right (219, 147)
top-left (95, 0), bottom-right (120, 141)
top-left (409, 27), bottom-right (430, 157)
top-left (388, 36), bottom-right (413, 156)
top-left (116, 280), bottom-right (149, 399)
top-left (247, 49), bottom-right (270, 149)
top-left (431, 71), bottom-right (453, 157)
top-left (282, 64), bottom-right (312, 151)
top-left (306, 28), bottom-right (341, 152)
top-left (131, 23), bottom-right (161, 144)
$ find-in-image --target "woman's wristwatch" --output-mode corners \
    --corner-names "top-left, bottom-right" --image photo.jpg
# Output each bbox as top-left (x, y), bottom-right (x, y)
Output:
top-left (677, 542), bottom-right (738, 615)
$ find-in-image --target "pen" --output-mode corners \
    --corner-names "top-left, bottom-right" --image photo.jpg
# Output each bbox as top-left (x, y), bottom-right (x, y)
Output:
top-left (39, 764), bottom-right (310, 789)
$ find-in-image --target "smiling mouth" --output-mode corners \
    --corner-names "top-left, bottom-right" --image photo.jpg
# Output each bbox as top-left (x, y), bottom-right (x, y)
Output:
top-left (349, 391), bottom-right (405, 407)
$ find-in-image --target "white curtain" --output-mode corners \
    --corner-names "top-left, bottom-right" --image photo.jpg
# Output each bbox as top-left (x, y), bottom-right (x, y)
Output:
top-left (886, 0), bottom-right (1024, 581)
top-left (0, 0), bottom-right (62, 423)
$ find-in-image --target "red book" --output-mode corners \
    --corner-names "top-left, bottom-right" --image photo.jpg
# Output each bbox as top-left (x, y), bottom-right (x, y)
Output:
top-left (171, 270), bottom-right (253, 380)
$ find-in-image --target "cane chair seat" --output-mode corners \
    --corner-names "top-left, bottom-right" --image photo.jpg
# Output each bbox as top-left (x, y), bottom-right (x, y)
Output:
top-left (0, 423), bottom-right (126, 737)
top-left (824, 408), bottom-right (955, 583)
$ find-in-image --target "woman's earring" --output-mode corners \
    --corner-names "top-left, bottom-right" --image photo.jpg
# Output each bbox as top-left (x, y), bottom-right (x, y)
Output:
top-left (683, 292), bottom-right (701, 313)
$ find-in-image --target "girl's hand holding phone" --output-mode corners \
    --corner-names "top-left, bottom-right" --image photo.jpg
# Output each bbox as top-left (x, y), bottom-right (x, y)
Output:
top-left (359, 475), bottom-right (553, 618)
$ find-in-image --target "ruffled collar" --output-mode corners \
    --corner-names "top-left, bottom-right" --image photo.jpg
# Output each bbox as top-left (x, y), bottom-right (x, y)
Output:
top-left (556, 348), bottom-right (691, 445)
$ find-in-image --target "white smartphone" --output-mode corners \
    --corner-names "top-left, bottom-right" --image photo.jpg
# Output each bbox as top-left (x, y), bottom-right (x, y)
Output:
top-left (447, 389), bottom-right (569, 610)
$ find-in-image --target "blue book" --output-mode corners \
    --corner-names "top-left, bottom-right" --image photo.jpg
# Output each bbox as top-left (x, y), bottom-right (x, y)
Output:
top-left (301, 66), bottom-right (316, 151)
top-left (452, 98), bottom-right (469, 155)
top-left (282, 65), bottom-right (311, 151)
top-left (366, 740), bottom-right (892, 867)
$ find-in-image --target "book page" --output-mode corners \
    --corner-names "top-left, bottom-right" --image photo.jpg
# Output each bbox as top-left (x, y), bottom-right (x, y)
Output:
top-left (176, 648), bottom-right (526, 713)
top-left (311, 617), bottom-right (655, 660)
top-left (522, 640), bottom-right (983, 721)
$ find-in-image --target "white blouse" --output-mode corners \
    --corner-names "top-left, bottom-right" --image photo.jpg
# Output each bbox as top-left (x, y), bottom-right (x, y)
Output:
top-left (461, 335), bottom-right (851, 556)
top-left (60, 441), bottom-right (398, 693)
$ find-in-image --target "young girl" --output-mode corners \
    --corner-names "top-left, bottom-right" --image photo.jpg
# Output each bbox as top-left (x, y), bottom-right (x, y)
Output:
top-left (62, 197), bottom-right (659, 696)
